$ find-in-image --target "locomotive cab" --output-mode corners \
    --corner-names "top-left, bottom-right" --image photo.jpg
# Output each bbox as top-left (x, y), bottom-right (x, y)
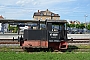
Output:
top-left (20, 20), bottom-right (68, 51)
top-left (46, 20), bottom-right (68, 50)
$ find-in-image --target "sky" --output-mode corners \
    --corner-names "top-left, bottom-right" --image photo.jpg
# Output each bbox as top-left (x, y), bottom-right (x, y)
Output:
top-left (0, 0), bottom-right (90, 23)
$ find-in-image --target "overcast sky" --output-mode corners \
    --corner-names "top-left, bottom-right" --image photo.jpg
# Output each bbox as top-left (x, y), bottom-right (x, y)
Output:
top-left (0, 0), bottom-right (90, 22)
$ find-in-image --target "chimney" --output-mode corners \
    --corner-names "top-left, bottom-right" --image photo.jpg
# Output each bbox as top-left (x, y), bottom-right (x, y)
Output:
top-left (46, 9), bottom-right (48, 11)
top-left (38, 10), bottom-right (39, 12)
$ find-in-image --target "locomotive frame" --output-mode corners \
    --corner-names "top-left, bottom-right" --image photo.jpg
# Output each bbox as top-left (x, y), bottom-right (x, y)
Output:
top-left (20, 20), bottom-right (68, 51)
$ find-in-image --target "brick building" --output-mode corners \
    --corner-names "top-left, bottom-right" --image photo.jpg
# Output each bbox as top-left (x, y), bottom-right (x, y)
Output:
top-left (33, 9), bottom-right (60, 20)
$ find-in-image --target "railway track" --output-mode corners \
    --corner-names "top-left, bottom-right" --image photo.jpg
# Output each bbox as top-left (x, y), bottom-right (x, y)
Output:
top-left (0, 39), bottom-right (19, 44)
top-left (67, 39), bottom-right (90, 45)
top-left (0, 39), bottom-right (90, 52)
top-left (0, 38), bottom-right (90, 44)
top-left (0, 39), bottom-right (18, 41)
top-left (68, 40), bottom-right (90, 43)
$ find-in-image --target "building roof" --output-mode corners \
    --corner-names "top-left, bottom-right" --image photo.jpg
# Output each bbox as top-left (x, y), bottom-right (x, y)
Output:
top-left (33, 9), bottom-right (60, 17)
top-left (0, 19), bottom-right (67, 23)
top-left (69, 20), bottom-right (80, 24)
top-left (0, 15), bottom-right (4, 19)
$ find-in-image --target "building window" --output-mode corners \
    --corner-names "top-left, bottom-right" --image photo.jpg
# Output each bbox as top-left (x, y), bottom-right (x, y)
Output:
top-left (52, 18), bottom-right (54, 20)
top-left (40, 18), bottom-right (42, 20)
top-left (46, 18), bottom-right (49, 20)
top-left (41, 13), bottom-right (43, 16)
top-left (36, 18), bottom-right (38, 20)
top-left (46, 13), bottom-right (47, 15)
top-left (56, 18), bottom-right (59, 20)
top-left (52, 14), bottom-right (54, 16)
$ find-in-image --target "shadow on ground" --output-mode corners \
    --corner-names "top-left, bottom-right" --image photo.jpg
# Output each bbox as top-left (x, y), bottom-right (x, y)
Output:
top-left (23, 45), bottom-right (79, 52)
top-left (66, 45), bottom-right (78, 52)
top-left (23, 48), bottom-right (53, 52)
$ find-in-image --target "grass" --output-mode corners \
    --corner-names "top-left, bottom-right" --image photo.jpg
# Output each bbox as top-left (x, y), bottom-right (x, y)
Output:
top-left (68, 44), bottom-right (90, 49)
top-left (77, 44), bottom-right (90, 49)
top-left (0, 52), bottom-right (90, 60)
top-left (0, 44), bottom-right (90, 60)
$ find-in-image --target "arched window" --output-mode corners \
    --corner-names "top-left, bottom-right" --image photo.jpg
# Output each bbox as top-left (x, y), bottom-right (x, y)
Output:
top-left (52, 14), bottom-right (54, 16)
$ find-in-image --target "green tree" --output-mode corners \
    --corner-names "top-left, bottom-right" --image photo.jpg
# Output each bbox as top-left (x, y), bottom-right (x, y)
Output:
top-left (79, 23), bottom-right (85, 29)
top-left (69, 24), bottom-right (75, 28)
top-left (66, 23), bottom-right (70, 27)
top-left (76, 24), bottom-right (80, 28)
top-left (8, 24), bottom-right (18, 33)
top-left (87, 24), bottom-right (90, 30)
